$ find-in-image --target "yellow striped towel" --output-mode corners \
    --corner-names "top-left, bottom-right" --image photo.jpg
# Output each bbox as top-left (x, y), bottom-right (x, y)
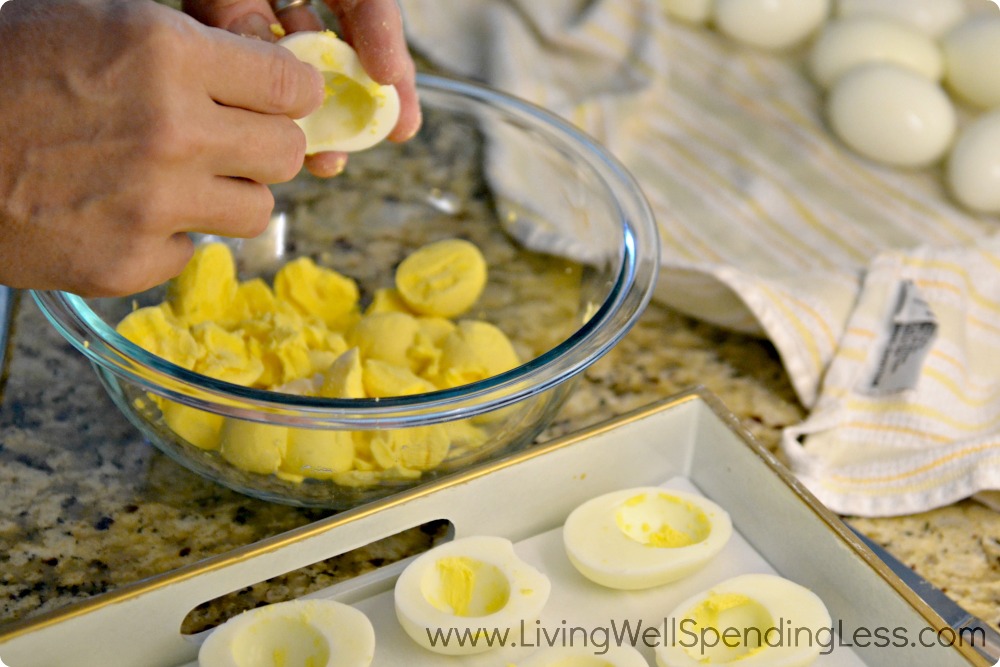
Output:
top-left (399, 0), bottom-right (1000, 516)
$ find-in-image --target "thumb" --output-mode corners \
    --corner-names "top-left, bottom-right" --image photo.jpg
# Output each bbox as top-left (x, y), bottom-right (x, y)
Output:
top-left (182, 0), bottom-right (280, 41)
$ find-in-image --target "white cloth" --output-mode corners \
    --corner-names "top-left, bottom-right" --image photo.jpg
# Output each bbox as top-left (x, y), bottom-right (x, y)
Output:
top-left (399, 0), bottom-right (1000, 516)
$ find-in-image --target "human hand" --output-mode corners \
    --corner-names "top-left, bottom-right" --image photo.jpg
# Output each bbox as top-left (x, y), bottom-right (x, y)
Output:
top-left (0, 0), bottom-right (324, 297)
top-left (183, 0), bottom-right (422, 177)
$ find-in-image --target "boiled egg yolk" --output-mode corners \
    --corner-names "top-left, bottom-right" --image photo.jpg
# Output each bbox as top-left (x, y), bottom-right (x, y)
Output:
top-left (562, 487), bottom-right (732, 590)
top-left (278, 30), bottom-right (400, 154)
top-left (197, 599), bottom-right (375, 667)
top-left (395, 238), bottom-right (488, 319)
top-left (116, 240), bottom-right (516, 486)
top-left (654, 573), bottom-right (831, 667)
top-left (517, 645), bottom-right (650, 667)
top-left (394, 535), bottom-right (551, 655)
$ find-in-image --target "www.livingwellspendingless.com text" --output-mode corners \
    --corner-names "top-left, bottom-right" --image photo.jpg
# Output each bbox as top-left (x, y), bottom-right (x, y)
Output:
top-left (424, 617), bottom-right (988, 657)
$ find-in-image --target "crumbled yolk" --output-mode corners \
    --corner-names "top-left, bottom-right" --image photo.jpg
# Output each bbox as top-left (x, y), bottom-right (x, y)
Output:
top-left (116, 240), bottom-right (518, 486)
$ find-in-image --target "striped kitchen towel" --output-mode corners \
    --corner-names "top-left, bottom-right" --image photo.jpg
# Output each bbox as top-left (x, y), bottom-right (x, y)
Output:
top-left (399, 0), bottom-right (1000, 516)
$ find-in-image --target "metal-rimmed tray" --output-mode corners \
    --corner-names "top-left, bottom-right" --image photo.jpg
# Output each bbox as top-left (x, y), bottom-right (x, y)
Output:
top-left (0, 389), bottom-right (986, 666)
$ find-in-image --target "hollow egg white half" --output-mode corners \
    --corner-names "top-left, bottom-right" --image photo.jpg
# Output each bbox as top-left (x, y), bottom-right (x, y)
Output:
top-left (654, 573), bottom-right (832, 667)
top-left (394, 535), bottom-right (551, 656)
top-left (562, 487), bottom-right (733, 590)
top-left (278, 30), bottom-right (400, 154)
top-left (518, 645), bottom-right (650, 667)
top-left (197, 598), bottom-right (375, 667)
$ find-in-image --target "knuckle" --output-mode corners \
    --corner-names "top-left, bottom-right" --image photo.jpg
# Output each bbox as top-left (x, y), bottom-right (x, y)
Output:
top-left (139, 113), bottom-right (195, 163)
top-left (275, 123), bottom-right (307, 182)
top-left (243, 185), bottom-right (275, 237)
top-left (266, 51), bottom-right (308, 112)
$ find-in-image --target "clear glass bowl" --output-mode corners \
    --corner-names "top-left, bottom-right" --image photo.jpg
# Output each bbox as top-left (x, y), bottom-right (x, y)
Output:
top-left (32, 73), bottom-right (659, 509)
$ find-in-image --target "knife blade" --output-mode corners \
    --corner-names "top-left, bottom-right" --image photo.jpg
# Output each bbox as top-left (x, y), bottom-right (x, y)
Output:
top-left (851, 526), bottom-right (1000, 665)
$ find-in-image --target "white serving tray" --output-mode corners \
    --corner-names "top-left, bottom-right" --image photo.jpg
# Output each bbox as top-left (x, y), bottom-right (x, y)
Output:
top-left (0, 390), bottom-right (986, 666)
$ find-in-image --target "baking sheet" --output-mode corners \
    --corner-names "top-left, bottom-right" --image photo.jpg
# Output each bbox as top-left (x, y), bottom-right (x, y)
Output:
top-left (0, 391), bottom-right (985, 666)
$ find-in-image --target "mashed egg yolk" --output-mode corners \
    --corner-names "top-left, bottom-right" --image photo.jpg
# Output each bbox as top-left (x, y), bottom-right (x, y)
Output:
top-left (115, 240), bottom-right (517, 485)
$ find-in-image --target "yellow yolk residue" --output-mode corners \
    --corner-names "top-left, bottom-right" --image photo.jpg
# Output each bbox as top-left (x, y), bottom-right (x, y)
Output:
top-left (433, 557), bottom-right (509, 617)
top-left (116, 240), bottom-right (516, 486)
top-left (615, 492), bottom-right (712, 548)
top-left (685, 593), bottom-right (773, 662)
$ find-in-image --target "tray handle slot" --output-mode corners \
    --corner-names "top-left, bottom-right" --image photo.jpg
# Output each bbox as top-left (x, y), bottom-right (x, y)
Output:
top-left (178, 519), bottom-right (454, 640)
top-left (0, 508), bottom-right (458, 667)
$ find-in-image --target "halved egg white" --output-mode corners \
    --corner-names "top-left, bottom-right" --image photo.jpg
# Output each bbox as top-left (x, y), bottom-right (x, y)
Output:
top-left (563, 487), bottom-right (732, 590)
top-left (197, 598), bottom-right (375, 667)
top-left (394, 535), bottom-right (551, 656)
top-left (518, 645), bottom-right (650, 667)
top-left (654, 573), bottom-right (832, 667)
top-left (278, 30), bottom-right (400, 154)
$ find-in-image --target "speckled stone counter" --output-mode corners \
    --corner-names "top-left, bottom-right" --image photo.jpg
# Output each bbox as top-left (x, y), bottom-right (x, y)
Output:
top-left (2, 283), bottom-right (999, 638)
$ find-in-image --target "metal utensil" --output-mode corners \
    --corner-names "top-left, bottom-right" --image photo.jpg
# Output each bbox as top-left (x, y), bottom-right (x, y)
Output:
top-left (851, 526), bottom-right (1000, 664)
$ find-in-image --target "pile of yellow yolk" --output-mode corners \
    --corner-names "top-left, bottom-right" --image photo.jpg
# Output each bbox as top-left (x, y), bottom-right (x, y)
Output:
top-left (115, 239), bottom-right (520, 486)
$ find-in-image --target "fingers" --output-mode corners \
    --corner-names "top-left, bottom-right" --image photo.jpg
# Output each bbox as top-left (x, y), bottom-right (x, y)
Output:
top-left (387, 58), bottom-right (421, 142)
top-left (207, 105), bottom-right (307, 183)
top-left (326, 0), bottom-right (412, 84)
top-left (183, 0), bottom-right (280, 40)
top-left (325, 0), bottom-right (422, 141)
top-left (305, 151), bottom-right (348, 177)
top-left (202, 27), bottom-right (324, 117)
top-left (188, 177), bottom-right (277, 238)
top-left (273, 1), bottom-right (324, 33)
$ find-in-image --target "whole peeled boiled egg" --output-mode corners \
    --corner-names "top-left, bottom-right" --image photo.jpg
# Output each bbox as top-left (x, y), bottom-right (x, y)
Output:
top-left (197, 599), bottom-right (375, 667)
top-left (826, 63), bottom-right (956, 168)
top-left (562, 487), bottom-right (732, 590)
top-left (946, 109), bottom-right (1000, 213)
top-left (713, 0), bottom-right (830, 51)
top-left (278, 30), bottom-right (400, 154)
top-left (942, 16), bottom-right (1000, 110)
top-left (836, 0), bottom-right (966, 38)
top-left (519, 645), bottom-right (650, 667)
top-left (663, 0), bottom-right (713, 24)
top-left (394, 535), bottom-right (551, 655)
top-left (808, 16), bottom-right (943, 89)
top-left (654, 573), bottom-right (832, 667)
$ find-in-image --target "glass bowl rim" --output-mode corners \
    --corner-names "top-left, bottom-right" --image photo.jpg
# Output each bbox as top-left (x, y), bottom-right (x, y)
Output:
top-left (31, 73), bottom-right (660, 428)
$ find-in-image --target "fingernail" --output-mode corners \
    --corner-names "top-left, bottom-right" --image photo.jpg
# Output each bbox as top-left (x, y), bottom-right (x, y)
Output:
top-left (229, 13), bottom-right (275, 41)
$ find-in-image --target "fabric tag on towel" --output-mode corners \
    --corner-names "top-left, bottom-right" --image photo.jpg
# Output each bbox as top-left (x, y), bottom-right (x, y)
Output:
top-left (862, 280), bottom-right (937, 395)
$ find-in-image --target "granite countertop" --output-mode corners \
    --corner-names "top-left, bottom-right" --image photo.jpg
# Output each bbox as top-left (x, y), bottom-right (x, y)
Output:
top-left (2, 283), bottom-right (1000, 639)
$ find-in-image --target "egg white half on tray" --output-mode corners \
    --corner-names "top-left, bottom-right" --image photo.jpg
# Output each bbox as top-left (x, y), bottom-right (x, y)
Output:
top-left (278, 30), bottom-right (400, 154)
top-left (654, 573), bottom-right (832, 667)
top-left (563, 487), bottom-right (733, 590)
top-left (197, 599), bottom-right (375, 667)
top-left (393, 535), bottom-right (552, 656)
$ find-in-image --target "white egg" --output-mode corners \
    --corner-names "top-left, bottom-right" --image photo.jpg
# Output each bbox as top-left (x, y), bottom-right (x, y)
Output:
top-left (394, 535), bottom-right (551, 656)
top-left (942, 17), bottom-right (1000, 109)
top-left (654, 573), bottom-right (832, 667)
top-left (562, 487), bottom-right (732, 590)
top-left (826, 63), bottom-right (956, 168)
top-left (946, 109), bottom-right (1000, 213)
top-left (197, 599), bottom-right (375, 667)
top-left (837, 0), bottom-right (966, 38)
top-left (278, 31), bottom-right (401, 154)
top-left (519, 645), bottom-right (650, 667)
top-left (713, 0), bottom-right (830, 51)
top-left (663, 0), bottom-right (713, 24)
top-left (808, 17), bottom-right (943, 89)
